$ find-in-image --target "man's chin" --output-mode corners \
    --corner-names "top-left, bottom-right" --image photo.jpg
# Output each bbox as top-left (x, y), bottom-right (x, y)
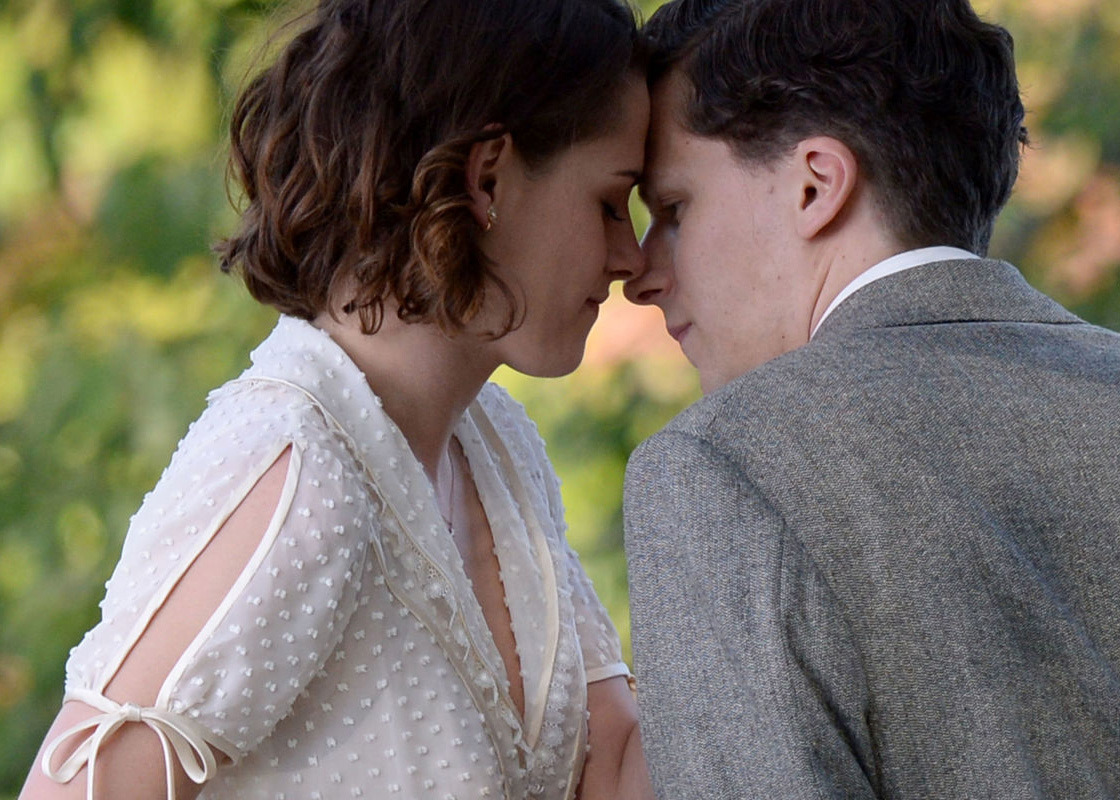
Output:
top-left (698, 361), bottom-right (755, 395)
top-left (698, 367), bottom-right (726, 395)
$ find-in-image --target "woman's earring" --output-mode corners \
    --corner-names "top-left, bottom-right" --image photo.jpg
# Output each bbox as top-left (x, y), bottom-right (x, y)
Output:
top-left (484, 206), bottom-right (498, 232)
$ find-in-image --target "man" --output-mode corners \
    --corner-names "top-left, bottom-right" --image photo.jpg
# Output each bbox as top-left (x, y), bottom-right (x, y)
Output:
top-left (622, 0), bottom-right (1120, 798)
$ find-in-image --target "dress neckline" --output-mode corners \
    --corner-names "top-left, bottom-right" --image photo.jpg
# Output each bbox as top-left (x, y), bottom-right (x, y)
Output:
top-left (238, 315), bottom-right (563, 770)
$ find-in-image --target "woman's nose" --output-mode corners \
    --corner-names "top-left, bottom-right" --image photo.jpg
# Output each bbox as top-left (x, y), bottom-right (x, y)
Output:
top-left (608, 222), bottom-right (647, 283)
top-left (623, 227), bottom-right (668, 305)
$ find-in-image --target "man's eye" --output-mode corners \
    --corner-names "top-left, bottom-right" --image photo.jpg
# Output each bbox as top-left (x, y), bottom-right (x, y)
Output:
top-left (657, 203), bottom-right (679, 223)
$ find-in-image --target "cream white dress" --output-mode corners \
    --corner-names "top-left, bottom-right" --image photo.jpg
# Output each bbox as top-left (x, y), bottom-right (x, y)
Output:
top-left (44, 316), bottom-right (629, 800)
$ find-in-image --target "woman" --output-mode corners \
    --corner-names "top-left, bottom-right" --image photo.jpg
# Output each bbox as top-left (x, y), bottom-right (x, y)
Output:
top-left (19, 0), bottom-right (653, 797)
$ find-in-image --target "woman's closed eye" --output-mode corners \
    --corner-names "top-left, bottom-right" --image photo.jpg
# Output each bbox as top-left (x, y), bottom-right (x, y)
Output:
top-left (603, 201), bottom-right (628, 222)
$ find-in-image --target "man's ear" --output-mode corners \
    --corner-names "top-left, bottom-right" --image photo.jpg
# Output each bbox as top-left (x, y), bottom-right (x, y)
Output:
top-left (465, 131), bottom-right (514, 230)
top-left (792, 136), bottom-right (859, 240)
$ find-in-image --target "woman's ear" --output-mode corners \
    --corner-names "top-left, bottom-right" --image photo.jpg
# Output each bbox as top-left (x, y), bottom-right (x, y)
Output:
top-left (792, 136), bottom-right (859, 240)
top-left (465, 131), bottom-right (513, 230)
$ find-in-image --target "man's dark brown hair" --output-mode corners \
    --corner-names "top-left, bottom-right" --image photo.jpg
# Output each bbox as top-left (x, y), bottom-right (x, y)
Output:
top-left (645, 0), bottom-right (1028, 254)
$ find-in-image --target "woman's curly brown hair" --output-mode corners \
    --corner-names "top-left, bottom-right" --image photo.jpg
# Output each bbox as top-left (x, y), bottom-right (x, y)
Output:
top-left (215, 0), bottom-right (643, 336)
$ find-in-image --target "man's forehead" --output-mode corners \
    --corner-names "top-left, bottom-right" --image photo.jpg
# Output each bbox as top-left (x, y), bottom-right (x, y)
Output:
top-left (641, 73), bottom-right (694, 194)
top-left (649, 70), bottom-right (691, 140)
top-left (639, 146), bottom-right (672, 201)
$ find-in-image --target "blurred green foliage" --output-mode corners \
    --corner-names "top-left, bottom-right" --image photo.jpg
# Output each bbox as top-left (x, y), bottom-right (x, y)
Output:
top-left (1, 0), bottom-right (1118, 794)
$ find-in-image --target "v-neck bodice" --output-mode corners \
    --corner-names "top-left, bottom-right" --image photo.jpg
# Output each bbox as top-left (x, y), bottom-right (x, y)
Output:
top-left (456, 404), bottom-right (560, 748)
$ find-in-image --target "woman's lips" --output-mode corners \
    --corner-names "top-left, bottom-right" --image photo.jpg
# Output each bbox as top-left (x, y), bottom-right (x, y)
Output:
top-left (668, 323), bottom-right (691, 342)
top-left (584, 293), bottom-right (609, 313)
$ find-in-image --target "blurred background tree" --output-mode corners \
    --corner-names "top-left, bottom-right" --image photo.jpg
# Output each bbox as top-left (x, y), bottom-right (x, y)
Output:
top-left (0, 0), bottom-right (1117, 793)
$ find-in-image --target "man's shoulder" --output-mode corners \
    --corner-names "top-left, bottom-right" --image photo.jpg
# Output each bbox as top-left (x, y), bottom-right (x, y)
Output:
top-left (637, 304), bottom-right (1120, 475)
top-left (648, 343), bottom-right (841, 445)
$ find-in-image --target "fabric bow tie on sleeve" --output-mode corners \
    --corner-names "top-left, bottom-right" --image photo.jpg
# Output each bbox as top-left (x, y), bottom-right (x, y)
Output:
top-left (40, 687), bottom-right (239, 799)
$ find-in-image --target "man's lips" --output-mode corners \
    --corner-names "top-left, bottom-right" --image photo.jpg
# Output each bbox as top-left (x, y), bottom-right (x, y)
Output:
top-left (667, 323), bottom-right (691, 342)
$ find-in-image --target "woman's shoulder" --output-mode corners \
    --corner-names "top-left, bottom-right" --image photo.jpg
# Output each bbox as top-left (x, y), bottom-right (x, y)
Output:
top-left (204, 374), bottom-right (338, 440)
top-left (168, 374), bottom-right (366, 475)
top-left (120, 376), bottom-right (373, 575)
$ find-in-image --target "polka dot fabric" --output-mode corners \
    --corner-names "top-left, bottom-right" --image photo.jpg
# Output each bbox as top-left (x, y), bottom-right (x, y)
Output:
top-left (53, 317), bottom-right (629, 800)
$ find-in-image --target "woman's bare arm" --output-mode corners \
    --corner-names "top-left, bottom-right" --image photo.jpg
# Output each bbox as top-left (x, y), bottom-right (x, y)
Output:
top-left (578, 675), bottom-right (655, 800)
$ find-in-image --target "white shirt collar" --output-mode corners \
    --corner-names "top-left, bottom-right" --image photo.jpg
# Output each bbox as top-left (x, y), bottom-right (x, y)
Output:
top-left (810, 246), bottom-right (979, 338)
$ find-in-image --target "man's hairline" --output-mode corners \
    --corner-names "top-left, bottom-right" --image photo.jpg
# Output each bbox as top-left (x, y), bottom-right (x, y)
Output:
top-left (641, 65), bottom-right (921, 257)
top-left (640, 66), bottom-right (804, 206)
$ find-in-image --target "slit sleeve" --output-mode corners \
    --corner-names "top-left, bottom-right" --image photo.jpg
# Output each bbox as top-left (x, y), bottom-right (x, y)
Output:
top-left (56, 383), bottom-right (376, 788)
top-left (148, 434), bottom-right (373, 759)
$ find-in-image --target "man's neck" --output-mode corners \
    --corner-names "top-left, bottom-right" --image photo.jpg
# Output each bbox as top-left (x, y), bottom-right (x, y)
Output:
top-left (810, 245), bottom-right (981, 337)
top-left (807, 232), bottom-right (905, 338)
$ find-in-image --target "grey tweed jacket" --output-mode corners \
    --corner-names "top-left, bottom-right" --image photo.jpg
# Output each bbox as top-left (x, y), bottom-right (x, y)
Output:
top-left (624, 259), bottom-right (1120, 799)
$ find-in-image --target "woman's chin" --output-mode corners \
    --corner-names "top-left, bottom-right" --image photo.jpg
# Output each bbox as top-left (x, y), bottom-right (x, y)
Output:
top-left (506, 343), bottom-right (586, 379)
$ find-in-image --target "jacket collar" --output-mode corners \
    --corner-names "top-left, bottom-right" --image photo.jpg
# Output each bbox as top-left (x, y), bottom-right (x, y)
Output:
top-left (813, 258), bottom-right (1081, 342)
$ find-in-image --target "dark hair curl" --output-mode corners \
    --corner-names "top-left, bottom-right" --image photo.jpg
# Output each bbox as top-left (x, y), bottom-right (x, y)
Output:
top-left (644, 0), bottom-right (1029, 255)
top-left (216, 0), bottom-right (642, 334)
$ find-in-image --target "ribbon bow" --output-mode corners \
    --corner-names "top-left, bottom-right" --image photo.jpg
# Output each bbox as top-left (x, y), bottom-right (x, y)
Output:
top-left (41, 688), bottom-right (238, 799)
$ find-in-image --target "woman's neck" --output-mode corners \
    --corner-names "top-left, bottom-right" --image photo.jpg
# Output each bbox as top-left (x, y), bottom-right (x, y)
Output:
top-left (313, 310), bottom-right (498, 478)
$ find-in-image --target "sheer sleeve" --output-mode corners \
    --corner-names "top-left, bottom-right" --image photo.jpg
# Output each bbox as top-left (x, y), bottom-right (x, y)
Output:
top-left (561, 540), bottom-right (630, 684)
top-left (44, 381), bottom-right (376, 798)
